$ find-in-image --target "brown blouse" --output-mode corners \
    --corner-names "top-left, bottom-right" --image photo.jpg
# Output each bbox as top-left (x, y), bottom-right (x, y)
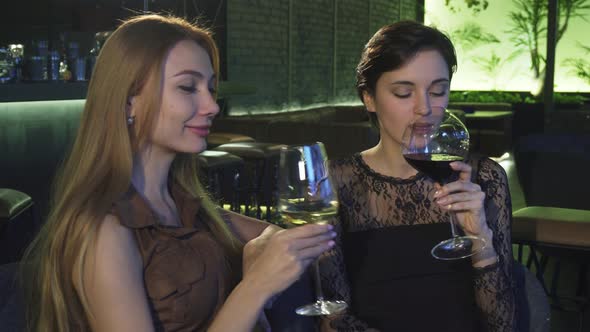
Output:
top-left (111, 185), bottom-right (235, 332)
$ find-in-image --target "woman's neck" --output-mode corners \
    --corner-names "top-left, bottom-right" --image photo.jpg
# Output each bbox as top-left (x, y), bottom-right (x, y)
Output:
top-left (362, 139), bottom-right (417, 179)
top-left (131, 147), bottom-right (175, 203)
top-left (131, 148), bottom-right (181, 226)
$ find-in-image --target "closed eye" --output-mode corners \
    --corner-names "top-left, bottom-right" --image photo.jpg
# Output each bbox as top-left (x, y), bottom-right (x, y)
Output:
top-left (429, 82), bottom-right (449, 97)
top-left (430, 90), bottom-right (447, 97)
top-left (391, 84), bottom-right (413, 98)
top-left (179, 85), bottom-right (196, 93)
top-left (394, 92), bottom-right (411, 98)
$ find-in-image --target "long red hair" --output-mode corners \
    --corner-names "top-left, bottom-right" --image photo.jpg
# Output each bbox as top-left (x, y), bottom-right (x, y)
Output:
top-left (21, 14), bottom-right (242, 331)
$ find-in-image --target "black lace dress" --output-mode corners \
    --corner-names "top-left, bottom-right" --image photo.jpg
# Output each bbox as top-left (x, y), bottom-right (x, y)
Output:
top-left (320, 153), bottom-right (516, 332)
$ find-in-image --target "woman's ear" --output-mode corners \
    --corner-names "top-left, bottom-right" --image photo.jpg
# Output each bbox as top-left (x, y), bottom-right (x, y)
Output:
top-left (363, 90), bottom-right (376, 113)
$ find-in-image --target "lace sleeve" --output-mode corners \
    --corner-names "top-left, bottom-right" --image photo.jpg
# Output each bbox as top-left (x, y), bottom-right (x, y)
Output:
top-left (472, 157), bottom-right (517, 331)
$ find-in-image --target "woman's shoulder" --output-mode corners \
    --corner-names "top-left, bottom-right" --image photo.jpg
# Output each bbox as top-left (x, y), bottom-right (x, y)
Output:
top-left (467, 153), bottom-right (508, 182)
top-left (75, 213), bottom-right (142, 289)
top-left (328, 154), bottom-right (361, 183)
top-left (329, 154), bottom-right (358, 169)
top-left (98, 214), bottom-right (141, 250)
top-left (77, 213), bottom-right (151, 330)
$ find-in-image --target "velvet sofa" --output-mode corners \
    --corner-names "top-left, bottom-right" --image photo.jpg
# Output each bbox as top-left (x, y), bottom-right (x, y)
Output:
top-left (0, 99), bottom-right (85, 220)
top-left (0, 100), bottom-right (84, 264)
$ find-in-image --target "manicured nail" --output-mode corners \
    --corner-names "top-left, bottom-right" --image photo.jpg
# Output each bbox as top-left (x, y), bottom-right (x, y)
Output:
top-left (434, 190), bottom-right (441, 198)
top-left (330, 231), bottom-right (337, 238)
top-left (328, 240), bottom-right (335, 247)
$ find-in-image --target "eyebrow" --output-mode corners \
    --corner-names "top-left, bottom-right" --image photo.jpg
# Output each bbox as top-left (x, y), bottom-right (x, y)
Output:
top-left (391, 78), bottom-right (450, 86)
top-left (172, 70), bottom-right (216, 83)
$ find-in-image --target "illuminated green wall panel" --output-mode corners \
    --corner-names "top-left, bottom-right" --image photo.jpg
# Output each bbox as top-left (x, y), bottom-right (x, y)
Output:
top-left (425, 0), bottom-right (590, 92)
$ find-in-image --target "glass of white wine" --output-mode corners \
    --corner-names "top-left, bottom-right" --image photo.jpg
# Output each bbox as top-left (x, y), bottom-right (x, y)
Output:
top-left (277, 142), bottom-right (347, 316)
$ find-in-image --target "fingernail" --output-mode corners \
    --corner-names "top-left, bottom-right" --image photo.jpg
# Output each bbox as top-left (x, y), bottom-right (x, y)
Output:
top-left (434, 190), bottom-right (440, 198)
top-left (330, 231), bottom-right (337, 238)
top-left (437, 197), bottom-right (447, 204)
top-left (328, 240), bottom-right (335, 247)
top-left (327, 224), bottom-right (334, 230)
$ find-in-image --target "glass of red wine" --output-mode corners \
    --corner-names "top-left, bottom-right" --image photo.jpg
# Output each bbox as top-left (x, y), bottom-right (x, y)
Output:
top-left (402, 107), bottom-right (486, 260)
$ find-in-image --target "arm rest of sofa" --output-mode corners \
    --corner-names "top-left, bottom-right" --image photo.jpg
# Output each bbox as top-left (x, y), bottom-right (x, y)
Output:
top-left (0, 189), bottom-right (32, 223)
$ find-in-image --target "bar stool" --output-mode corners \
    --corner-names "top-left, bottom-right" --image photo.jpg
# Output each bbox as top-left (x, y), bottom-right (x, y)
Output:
top-left (207, 132), bottom-right (255, 149)
top-left (512, 207), bottom-right (590, 331)
top-left (0, 189), bottom-right (34, 264)
top-left (196, 151), bottom-right (244, 212)
top-left (213, 142), bottom-right (286, 221)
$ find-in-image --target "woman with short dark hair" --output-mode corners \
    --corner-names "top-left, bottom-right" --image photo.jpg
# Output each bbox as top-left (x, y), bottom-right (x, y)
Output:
top-left (320, 21), bottom-right (516, 331)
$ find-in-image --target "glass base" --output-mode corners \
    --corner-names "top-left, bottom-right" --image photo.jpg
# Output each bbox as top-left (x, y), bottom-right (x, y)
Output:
top-left (431, 235), bottom-right (486, 260)
top-left (295, 300), bottom-right (347, 316)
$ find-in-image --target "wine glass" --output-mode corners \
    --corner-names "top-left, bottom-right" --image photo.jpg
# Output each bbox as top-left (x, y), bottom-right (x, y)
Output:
top-left (402, 107), bottom-right (486, 260)
top-left (277, 142), bottom-right (347, 316)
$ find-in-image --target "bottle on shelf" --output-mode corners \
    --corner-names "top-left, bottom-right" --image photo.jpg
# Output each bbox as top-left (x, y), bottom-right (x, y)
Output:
top-left (56, 33), bottom-right (71, 82)
top-left (87, 32), bottom-right (104, 80)
top-left (28, 40), bottom-right (49, 81)
top-left (8, 44), bottom-right (24, 82)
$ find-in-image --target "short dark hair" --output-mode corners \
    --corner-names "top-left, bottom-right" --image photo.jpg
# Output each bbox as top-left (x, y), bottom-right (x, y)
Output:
top-left (356, 21), bottom-right (457, 129)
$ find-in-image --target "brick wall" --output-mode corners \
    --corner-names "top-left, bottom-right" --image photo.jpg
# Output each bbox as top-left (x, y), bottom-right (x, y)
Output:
top-left (227, 0), bottom-right (421, 115)
top-left (400, 0), bottom-right (420, 20)
top-left (226, 0), bottom-right (289, 111)
top-left (292, 0), bottom-right (334, 105)
top-left (335, 0), bottom-right (369, 102)
top-left (369, 1), bottom-right (399, 35)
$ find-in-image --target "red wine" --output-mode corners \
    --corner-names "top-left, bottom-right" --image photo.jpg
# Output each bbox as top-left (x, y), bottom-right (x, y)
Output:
top-left (404, 153), bottom-right (463, 183)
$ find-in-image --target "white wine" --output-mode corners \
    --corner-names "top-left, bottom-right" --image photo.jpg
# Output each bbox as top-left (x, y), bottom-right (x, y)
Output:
top-left (281, 200), bottom-right (338, 227)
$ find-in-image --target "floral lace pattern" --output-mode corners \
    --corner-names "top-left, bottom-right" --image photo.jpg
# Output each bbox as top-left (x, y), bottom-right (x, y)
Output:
top-left (319, 154), bottom-right (516, 332)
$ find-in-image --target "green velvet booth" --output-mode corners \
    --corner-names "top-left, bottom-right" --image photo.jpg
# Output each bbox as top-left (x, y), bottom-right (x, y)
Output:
top-left (0, 100), bottom-right (84, 262)
top-left (0, 100), bottom-right (85, 219)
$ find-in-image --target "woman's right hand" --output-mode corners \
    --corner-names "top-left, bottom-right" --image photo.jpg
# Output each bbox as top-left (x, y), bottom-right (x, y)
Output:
top-left (241, 224), bottom-right (336, 299)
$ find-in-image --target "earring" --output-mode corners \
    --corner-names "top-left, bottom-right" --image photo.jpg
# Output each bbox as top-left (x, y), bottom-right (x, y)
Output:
top-left (127, 115), bottom-right (136, 125)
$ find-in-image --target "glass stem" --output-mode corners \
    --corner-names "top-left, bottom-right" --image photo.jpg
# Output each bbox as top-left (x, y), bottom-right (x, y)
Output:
top-left (441, 180), bottom-right (459, 239)
top-left (313, 259), bottom-right (325, 302)
top-left (449, 212), bottom-right (459, 238)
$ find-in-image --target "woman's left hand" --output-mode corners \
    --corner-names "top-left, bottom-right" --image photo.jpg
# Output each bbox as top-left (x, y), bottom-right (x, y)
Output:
top-left (433, 161), bottom-right (491, 239)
